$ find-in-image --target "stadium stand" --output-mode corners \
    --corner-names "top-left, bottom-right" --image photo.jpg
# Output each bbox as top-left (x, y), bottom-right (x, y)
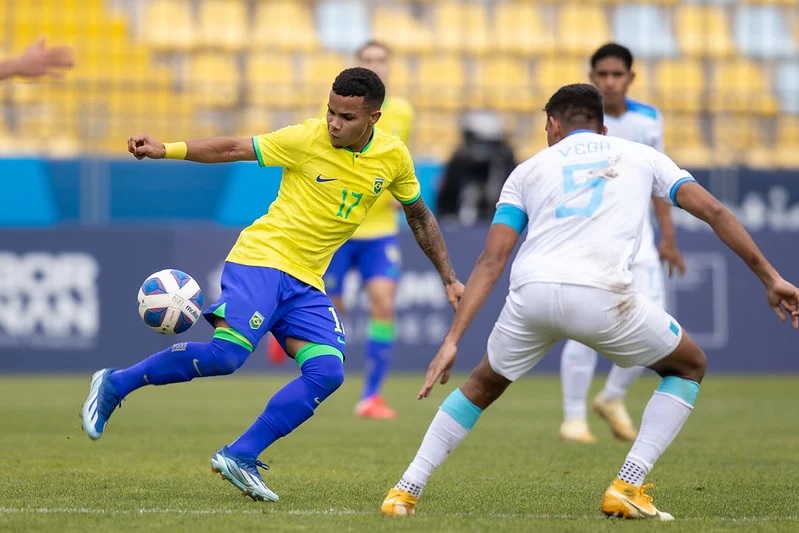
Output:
top-left (0, 0), bottom-right (796, 168)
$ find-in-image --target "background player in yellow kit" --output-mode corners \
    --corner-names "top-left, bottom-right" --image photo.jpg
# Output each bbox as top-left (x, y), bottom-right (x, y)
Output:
top-left (323, 41), bottom-right (414, 419)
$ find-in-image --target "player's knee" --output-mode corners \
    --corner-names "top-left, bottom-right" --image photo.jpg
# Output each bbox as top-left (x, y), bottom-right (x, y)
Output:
top-left (301, 353), bottom-right (345, 400)
top-left (368, 297), bottom-right (394, 321)
top-left (462, 355), bottom-right (511, 409)
top-left (207, 337), bottom-right (251, 375)
top-left (652, 337), bottom-right (707, 384)
top-left (686, 348), bottom-right (707, 383)
top-left (367, 282), bottom-right (396, 320)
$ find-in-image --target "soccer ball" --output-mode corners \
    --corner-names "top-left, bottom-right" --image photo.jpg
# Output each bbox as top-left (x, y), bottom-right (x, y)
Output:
top-left (137, 269), bottom-right (204, 334)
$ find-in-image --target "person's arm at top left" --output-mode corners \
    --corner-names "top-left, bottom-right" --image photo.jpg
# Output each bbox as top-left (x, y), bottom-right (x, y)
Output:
top-left (0, 39), bottom-right (74, 81)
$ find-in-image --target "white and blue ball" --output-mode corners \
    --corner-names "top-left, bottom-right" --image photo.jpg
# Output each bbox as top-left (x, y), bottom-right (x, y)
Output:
top-left (137, 269), bottom-right (204, 335)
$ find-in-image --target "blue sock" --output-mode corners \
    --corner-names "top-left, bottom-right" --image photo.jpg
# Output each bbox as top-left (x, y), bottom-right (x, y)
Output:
top-left (227, 353), bottom-right (344, 460)
top-left (109, 338), bottom-right (251, 399)
top-left (362, 319), bottom-right (394, 400)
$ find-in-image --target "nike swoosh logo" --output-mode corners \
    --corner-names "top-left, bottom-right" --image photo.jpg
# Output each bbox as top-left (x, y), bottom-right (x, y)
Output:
top-left (314, 397), bottom-right (321, 405)
top-left (609, 489), bottom-right (658, 518)
top-left (337, 336), bottom-right (345, 345)
top-left (316, 175), bottom-right (337, 183)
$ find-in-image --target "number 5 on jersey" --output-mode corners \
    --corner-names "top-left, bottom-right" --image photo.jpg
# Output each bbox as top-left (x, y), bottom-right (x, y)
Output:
top-left (555, 161), bottom-right (610, 219)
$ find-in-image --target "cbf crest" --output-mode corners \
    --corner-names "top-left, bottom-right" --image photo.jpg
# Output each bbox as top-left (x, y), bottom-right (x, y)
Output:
top-left (373, 177), bottom-right (384, 194)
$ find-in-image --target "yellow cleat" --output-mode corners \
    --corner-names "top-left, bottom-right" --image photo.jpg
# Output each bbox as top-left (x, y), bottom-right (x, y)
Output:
top-left (381, 488), bottom-right (418, 517)
top-left (593, 396), bottom-right (638, 441)
top-left (601, 478), bottom-right (674, 520)
top-left (559, 418), bottom-right (597, 443)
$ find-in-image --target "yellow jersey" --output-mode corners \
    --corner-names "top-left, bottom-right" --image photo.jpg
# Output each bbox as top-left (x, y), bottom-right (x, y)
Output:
top-left (226, 118), bottom-right (422, 292)
top-left (320, 96), bottom-right (414, 239)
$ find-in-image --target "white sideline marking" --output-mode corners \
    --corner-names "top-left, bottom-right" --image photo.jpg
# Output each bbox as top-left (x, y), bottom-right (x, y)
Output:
top-left (0, 507), bottom-right (798, 522)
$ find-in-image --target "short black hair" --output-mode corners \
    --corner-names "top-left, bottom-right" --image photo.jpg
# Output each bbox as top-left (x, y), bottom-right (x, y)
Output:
top-left (544, 83), bottom-right (604, 131)
top-left (356, 40), bottom-right (391, 59)
top-left (590, 43), bottom-right (633, 71)
top-left (332, 67), bottom-right (385, 110)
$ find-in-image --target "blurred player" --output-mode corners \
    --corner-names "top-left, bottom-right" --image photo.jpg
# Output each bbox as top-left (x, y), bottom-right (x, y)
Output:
top-left (0, 39), bottom-right (73, 80)
top-left (81, 68), bottom-right (463, 503)
top-left (270, 41), bottom-right (414, 420)
top-left (558, 43), bottom-right (686, 444)
top-left (381, 84), bottom-right (799, 520)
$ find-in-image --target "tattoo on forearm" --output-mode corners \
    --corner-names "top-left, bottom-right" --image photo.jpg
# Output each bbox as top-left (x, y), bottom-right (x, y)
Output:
top-left (403, 199), bottom-right (457, 284)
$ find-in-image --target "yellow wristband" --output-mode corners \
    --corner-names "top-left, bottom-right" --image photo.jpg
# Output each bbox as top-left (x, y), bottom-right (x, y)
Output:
top-left (164, 141), bottom-right (187, 160)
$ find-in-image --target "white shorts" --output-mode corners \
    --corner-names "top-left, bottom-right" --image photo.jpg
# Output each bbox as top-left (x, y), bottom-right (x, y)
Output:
top-left (631, 260), bottom-right (666, 308)
top-left (487, 282), bottom-right (683, 382)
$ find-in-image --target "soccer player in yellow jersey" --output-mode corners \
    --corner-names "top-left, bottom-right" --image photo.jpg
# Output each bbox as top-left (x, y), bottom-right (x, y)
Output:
top-left (325, 41), bottom-right (414, 420)
top-left (80, 68), bottom-right (464, 503)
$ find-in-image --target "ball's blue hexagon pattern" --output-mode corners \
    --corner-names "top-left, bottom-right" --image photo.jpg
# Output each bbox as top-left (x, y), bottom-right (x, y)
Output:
top-left (142, 277), bottom-right (167, 295)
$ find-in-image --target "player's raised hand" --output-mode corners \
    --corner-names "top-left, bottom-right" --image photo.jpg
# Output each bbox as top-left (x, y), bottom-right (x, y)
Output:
top-left (128, 135), bottom-right (166, 160)
top-left (659, 238), bottom-right (686, 278)
top-left (765, 278), bottom-right (799, 329)
top-left (418, 341), bottom-right (458, 399)
top-left (445, 280), bottom-right (465, 311)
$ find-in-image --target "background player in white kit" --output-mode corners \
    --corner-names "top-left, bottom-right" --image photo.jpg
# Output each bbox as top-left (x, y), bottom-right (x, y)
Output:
top-left (559, 43), bottom-right (687, 443)
top-left (381, 84), bottom-right (799, 520)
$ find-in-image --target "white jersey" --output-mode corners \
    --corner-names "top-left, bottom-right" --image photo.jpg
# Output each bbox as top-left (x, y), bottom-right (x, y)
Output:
top-left (605, 98), bottom-right (664, 265)
top-left (497, 130), bottom-right (693, 293)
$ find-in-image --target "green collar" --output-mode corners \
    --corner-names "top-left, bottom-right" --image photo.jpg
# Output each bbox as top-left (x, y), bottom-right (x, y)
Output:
top-left (344, 128), bottom-right (375, 154)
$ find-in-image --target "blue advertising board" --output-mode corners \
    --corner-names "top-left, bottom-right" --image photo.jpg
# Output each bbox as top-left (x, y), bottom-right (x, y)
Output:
top-left (1, 225), bottom-right (797, 374)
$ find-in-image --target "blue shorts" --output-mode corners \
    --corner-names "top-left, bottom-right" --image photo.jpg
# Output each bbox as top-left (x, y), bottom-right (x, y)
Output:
top-left (203, 263), bottom-right (346, 353)
top-left (324, 235), bottom-right (401, 297)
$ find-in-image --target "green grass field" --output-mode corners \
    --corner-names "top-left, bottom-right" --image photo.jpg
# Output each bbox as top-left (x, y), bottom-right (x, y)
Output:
top-left (0, 374), bottom-right (797, 532)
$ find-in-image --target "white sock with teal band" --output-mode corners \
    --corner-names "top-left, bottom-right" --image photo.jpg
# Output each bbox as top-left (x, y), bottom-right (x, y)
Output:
top-left (395, 388), bottom-right (483, 497)
top-left (617, 376), bottom-right (700, 486)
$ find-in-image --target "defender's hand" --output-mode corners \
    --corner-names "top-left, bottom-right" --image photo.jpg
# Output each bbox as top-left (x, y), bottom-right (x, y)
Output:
top-left (658, 238), bottom-right (686, 278)
top-left (418, 341), bottom-right (458, 399)
top-left (128, 135), bottom-right (166, 160)
top-left (766, 278), bottom-right (799, 329)
top-left (445, 280), bottom-right (465, 311)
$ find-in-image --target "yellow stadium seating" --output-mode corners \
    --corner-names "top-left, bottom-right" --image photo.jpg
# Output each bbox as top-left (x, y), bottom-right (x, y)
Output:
top-left (493, 2), bottom-right (555, 57)
top-left (372, 5), bottom-right (434, 55)
top-left (188, 52), bottom-right (241, 108)
top-left (141, 0), bottom-right (196, 51)
top-left (627, 62), bottom-right (653, 103)
top-left (412, 111), bottom-right (462, 160)
top-left (247, 54), bottom-right (298, 107)
top-left (675, 6), bottom-right (735, 58)
top-left (662, 113), bottom-right (712, 169)
top-left (433, 2), bottom-right (490, 56)
top-left (653, 60), bottom-right (706, 113)
top-left (774, 117), bottom-right (799, 168)
top-left (414, 56), bottom-right (467, 110)
top-left (711, 114), bottom-right (766, 167)
top-left (236, 108), bottom-right (274, 138)
top-left (471, 58), bottom-right (537, 112)
top-left (709, 60), bottom-right (779, 115)
top-left (556, 4), bottom-right (611, 57)
top-left (198, 0), bottom-right (249, 51)
top-left (535, 58), bottom-right (588, 97)
top-left (387, 56), bottom-right (413, 98)
top-left (252, 1), bottom-right (319, 52)
top-left (299, 53), bottom-right (347, 106)
top-left (1, 0), bottom-right (798, 166)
